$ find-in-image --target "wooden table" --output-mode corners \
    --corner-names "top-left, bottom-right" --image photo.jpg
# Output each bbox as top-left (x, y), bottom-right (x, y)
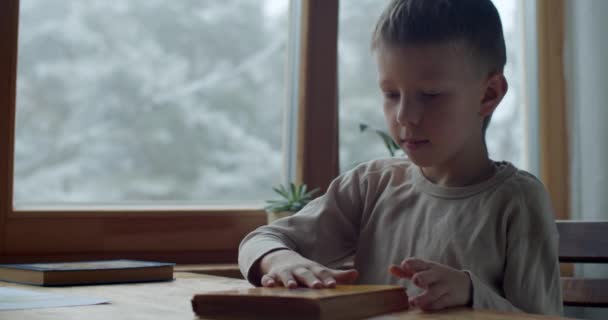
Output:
top-left (0, 272), bottom-right (576, 319)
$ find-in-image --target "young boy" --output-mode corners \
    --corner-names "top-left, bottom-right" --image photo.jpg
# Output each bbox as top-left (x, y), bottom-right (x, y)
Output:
top-left (239, 0), bottom-right (563, 316)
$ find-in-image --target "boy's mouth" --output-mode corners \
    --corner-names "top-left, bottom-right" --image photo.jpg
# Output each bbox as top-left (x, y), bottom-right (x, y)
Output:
top-left (401, 138), bottom-right (430, 151)
top-left (399, 128), bottom-right (429, 150)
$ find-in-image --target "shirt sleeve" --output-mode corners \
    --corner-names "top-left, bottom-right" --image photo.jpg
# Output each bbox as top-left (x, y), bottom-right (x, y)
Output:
top-left (238, 165), bottom-right (367, 286)
top-left (468, 176), bottom-right (563, 316)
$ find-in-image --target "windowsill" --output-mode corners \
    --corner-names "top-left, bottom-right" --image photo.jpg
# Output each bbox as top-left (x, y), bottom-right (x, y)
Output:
top-left (7, 206), bottom-right (266, 219)
top-left (13, 202), bottom-right (265, 212)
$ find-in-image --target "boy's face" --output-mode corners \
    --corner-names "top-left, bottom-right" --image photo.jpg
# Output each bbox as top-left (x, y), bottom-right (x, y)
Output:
top-left (375, 41), bottom-right (504, 168)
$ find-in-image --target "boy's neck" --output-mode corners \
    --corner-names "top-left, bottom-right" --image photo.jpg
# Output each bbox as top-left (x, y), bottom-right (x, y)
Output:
top-left (419, 144), bottom-right (496, 188)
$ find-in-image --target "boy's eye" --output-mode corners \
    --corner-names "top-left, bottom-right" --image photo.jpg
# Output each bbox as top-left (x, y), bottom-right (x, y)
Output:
top-left (383, 92), bottom-right (400, 100)
top-left (422, 91), bottom-right (440, 97)
top-left (420, 91), bottom-right (441, 100)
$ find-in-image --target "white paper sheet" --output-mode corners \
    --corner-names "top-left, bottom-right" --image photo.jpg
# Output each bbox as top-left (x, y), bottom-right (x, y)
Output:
top-left (0, 287), bottom-right (109, 311)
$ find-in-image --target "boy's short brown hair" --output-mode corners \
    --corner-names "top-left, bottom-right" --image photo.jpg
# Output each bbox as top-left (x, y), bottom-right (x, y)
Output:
top-left (372, 0), bottom-right (506, 132)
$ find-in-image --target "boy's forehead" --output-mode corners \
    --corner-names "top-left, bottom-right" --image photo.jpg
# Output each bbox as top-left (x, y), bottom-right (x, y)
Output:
top-left (375, 41), bottom-right (480, 82)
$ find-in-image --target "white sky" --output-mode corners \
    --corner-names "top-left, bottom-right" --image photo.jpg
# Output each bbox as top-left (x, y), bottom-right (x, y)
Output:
top-left (263, 0), bottom-right (288, 18)
top-left (493, 0), bottom-right (517, 30)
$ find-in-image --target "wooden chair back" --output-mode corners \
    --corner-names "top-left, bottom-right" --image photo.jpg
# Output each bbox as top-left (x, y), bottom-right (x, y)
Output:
top-left (557, 220), bottom-right (608, 307)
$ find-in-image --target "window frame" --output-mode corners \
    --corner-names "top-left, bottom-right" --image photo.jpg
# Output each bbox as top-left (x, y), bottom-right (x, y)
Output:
top-left (0, 0), bottom-right (340, 263)
top-left (537, 0), bottom-right (570, 220)
top-left (0, 0), bottom-right (567, 263)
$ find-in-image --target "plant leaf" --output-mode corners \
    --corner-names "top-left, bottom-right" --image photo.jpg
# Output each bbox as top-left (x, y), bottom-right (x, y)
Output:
top-left (303, 188), bottom-right (320, 199)
top-left (273, 186), bottom-right (289, 199)
top-left (300, 184), bottom-right (308, 199)
top-left (289, 183), bottom-right (297, 201)
top-left (360, 123), bottom-right (401, 157)
top-left (266, 183), bottom-right (319, 214)
top-left (375, 129), bottom-right (399, 157)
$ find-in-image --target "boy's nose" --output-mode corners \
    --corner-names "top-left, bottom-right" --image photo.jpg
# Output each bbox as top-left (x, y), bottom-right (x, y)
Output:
top-left (396, 99), bottom-right (422, 126)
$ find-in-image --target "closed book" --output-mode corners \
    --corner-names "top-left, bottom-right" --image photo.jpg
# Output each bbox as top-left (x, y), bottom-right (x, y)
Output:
top-left (0, 259), bottom-right (174, 286)
top-left (191, 285), bottom-right (409, 320)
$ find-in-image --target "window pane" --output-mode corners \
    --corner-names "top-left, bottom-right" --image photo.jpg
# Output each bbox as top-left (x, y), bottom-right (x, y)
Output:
top-left (338, 0), bottom-right (391, 172)
top-left (14, 1), bottom-right (289, 205)
top-left (487, 0), bottom-right (527, 169)
top-left (338, 0), bottom-right (532, 171)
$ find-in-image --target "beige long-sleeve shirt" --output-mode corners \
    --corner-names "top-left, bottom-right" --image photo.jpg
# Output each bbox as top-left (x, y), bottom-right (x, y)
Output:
top-left (238, 158), bottom-right (563, 316)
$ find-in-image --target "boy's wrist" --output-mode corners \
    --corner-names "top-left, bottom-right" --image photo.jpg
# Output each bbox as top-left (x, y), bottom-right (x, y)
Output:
top-left (259, 248), bottom-right (292, 274)
top-left (462, 270), bottom-right (474, 307)
top-left (249, 249), bottom-right (290, 285)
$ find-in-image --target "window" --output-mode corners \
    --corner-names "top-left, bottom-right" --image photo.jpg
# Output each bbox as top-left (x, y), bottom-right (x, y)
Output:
top-left (0, 0), bottom-right (338, 263)
top-left (14, 0), bottom-right (290, 206)
top-left (338, 0), bottom-right (537, 173)
top-left (0, 0), bottom-right (567, 262)
top-left (338, 0), bottom-right (391, 170)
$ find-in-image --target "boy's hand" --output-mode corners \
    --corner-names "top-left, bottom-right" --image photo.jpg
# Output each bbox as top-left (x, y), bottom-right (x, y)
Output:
top-left (259, 249), bottom-right (359, 289)
top-left (389, 258), bottom-right (472, 311)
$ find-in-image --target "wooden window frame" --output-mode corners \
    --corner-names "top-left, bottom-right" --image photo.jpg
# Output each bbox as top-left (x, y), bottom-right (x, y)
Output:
top-left (0, 0), bottom-right (339, 263)
top-left (537, 0), bottom-right (572, 278)
top-left (0, 0), bottom-right (567, 263)
top-left (537, 0), bottom-right (569, 220)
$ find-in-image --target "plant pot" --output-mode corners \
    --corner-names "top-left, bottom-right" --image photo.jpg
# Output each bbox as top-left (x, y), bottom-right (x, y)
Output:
top-left (266, 211), bottom-right (292, 224)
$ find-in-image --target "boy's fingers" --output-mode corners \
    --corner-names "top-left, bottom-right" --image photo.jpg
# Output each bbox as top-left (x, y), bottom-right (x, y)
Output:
top-left (426, 294), bottom-right (452, 311)
top-left (330, 269), bottom-right (359, 284)
top-left (261, 274), bottom-right (278, 287)
top-left (388, 264), bottom-right (414, 279)
top-left (411, 270), bottom-right (440, 289)
top-left (411, 285), bottom-right (449, 310)
top-left (311, 267), bottom-right (337, 288)
top-left (278, 270), bottom-right (298, 289)
top-left (401, 258), bottom-right (432, 273)
top-left (292, 267), bottom-right (323, 289)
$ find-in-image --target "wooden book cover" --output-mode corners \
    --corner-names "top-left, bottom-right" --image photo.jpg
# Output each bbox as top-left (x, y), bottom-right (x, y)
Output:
top-left (191, 285), bottom-right (409, 320)
top-left (0, 259), bottom-right (174, 286)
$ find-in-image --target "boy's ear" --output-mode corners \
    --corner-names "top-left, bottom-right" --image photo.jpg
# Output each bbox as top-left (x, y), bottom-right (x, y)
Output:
top-left (479, 73), bottom-right (508, 117)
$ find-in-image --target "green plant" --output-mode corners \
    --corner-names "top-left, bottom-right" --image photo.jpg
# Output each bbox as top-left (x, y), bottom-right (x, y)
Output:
top-left (264, 183), bottom-right (320, 214)
top-left (359, 123), bottom-right (401, 156)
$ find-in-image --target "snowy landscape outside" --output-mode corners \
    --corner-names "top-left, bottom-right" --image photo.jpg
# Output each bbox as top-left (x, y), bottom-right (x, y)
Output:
top-left (14, 0), bottom-right (526, 206)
